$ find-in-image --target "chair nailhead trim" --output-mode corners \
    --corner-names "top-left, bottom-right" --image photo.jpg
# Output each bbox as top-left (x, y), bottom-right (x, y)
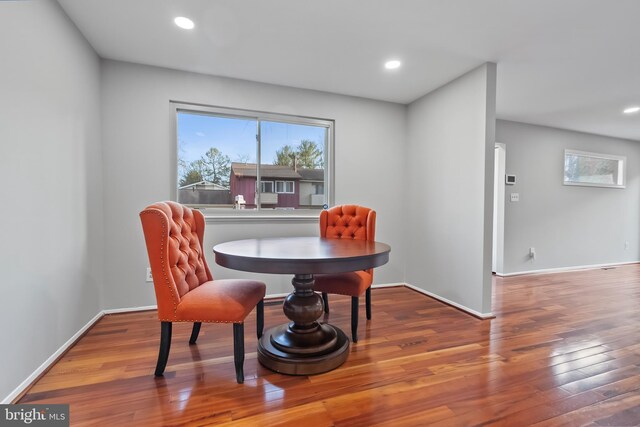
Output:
top-left (144, 206), bottom-right (261, 323)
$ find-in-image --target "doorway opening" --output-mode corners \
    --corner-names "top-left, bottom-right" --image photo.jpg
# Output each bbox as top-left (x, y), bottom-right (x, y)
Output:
top-left (492, 143), bottom-right (506, 274)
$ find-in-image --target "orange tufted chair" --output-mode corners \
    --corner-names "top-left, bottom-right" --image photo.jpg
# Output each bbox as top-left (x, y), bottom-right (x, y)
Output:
top-left (313, 205), bottom-right (376, 342)
top-left (139, 201), bottom-right (266, 383)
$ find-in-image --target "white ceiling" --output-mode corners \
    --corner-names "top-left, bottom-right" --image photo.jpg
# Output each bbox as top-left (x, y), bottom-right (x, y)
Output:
top-left (58, 0), bottom-right (640, 141)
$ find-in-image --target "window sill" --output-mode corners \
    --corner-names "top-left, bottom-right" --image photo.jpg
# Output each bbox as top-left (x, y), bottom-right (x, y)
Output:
top-left (203, 211), bottom-right (320, 223)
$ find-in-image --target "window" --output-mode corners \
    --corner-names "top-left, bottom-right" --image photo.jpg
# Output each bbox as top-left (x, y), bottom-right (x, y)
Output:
top-left (313, 183), bottom-right (324, 195)
top-left (261, 181), bottom-right (274, 193)
top-left (564, 149), bottom-right (626, 188)
top-left (175, 103), bottom-right (333, 211)
top-left (275, 181), bottom-right (294, 194)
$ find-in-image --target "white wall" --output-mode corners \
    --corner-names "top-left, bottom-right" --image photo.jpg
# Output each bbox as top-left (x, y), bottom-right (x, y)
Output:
top-left (0, 0), bottom-right (102, 401)
top-left (497, 120), bottom-right (640, 274)
top-left (100, 60), bottom-right (407, 309)
top-left (405, 64), bottom-right (497, 316)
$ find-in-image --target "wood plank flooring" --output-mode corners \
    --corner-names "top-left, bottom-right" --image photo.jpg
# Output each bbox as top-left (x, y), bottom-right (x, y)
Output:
top-left (19, 265), bottom-right (640, 426)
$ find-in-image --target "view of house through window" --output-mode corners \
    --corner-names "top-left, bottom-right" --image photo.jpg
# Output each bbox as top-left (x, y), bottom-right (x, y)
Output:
top-left (177, 107), bottom-right (331, 210)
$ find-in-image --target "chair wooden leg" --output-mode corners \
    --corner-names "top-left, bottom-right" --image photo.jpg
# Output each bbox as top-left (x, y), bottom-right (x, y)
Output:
top-left (233, 323), bottom-right (245, 384)
top-left (366, 287), bottom-right (372, 320)
top-left (257, 300), bottom-right (264, 339)
top-left (322, 292), bottom-right (329, 313)
top-left (155, 322), bottom-right (172, 376)
top-left (189, 322), bottom-right (202, 345)
top-left (351, 297), bottom-right (359, 343)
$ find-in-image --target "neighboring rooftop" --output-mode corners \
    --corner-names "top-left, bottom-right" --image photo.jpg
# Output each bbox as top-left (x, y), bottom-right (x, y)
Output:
top-left (178, 181), bottom-right (229, 190)
top-left (231, 163), bottom-right (302, 179)
top-left (298, 168), bottom-right (325, 181)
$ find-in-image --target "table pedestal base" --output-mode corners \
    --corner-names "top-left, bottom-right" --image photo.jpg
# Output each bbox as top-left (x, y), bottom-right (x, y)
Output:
top-left (257, 273), bottom-right (350, 375)
top-left (258, 323), bottom-right (350, 375)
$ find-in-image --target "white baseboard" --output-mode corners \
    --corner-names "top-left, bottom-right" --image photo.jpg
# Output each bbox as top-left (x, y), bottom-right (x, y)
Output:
top-left (98, 285), bottom-right (409, 313)
top-left (402, 283), bottom-right (494, 319)
top-left (497, 260), bottom-right (640, 277)
top-left (371, 282), bottom-right (406, 289)
top-left (266, 284), bottom-right (407, 297)
top-left (102, 305), bottom-right (157, 314)
top-left (264, 292), bottom-right (290, 300)
top-left (2, 311), bottom-right (104, 404)
top-left (2, 281), bottom-right (485, 403)
top-left (3, 305), bottom-right (159, 403)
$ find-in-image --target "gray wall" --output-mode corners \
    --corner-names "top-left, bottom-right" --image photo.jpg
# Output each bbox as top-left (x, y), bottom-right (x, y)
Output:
top-left (0, 0), bottom-right (103, 401)
top-left (497, 120), bottom-right (640, 274)
top-left (0, 3), bottom-right (504, 399)
top-left (100, 60), bottom-right (407, 309)
top-left (405, 64), bottom-right (497, 316)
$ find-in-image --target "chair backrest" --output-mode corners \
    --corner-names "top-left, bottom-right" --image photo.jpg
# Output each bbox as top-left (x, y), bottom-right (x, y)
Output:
top-left (319, 204), bottom-right (376, 274)
top-left (140, 201), bottom-right (212, 320)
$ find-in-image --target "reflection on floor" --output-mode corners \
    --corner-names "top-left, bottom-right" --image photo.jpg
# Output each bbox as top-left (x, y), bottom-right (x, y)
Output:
top-left (19, 265), bottom-right (640, 426)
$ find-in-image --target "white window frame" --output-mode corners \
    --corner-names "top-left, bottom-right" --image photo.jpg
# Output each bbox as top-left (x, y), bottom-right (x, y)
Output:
top-left (275, 180), bottom-right (295, 194)
top-left (171, 102), bottom-right (335, 218)
top-left (563, 149), bottom-right (626, 189)
top-left (261, 181), bottom-right (275, 193)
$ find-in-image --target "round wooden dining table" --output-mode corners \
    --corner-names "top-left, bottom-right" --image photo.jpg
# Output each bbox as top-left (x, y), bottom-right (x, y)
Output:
top-left (213, 236), bottom-right (391, 375)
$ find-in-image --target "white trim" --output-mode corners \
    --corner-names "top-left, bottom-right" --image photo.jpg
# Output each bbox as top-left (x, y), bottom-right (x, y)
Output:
top-left (371, 282), bottom-right (407, 289)
top-left (275, 180), bottom-right (295, 194)
top-left (563, 149), bottom-right (626, 189)
top-left (403, 283), bottom-right (494, 319)
top-left (2, 311), bottom-right (104, 404)
top-left (3, 281), bottom-right (489, 403)
top-left (493, 143), bottom-right (506, 274)
top-left (102, 305), bottom-right (157, 314)
top-left (267, 284), bottom-right (407, 298)
top-left (264, 292), bottom-right (290, 300)
top-left (260, 181), bottom-right (275, 193)
top-left (564, 149), bottom-right (627, 162)
top-left (2, 305), bottom-right (159, 403)
top-left (497, 260), bottom-right (640, 277)
top-left (172, 101), bottom-right (335, 210)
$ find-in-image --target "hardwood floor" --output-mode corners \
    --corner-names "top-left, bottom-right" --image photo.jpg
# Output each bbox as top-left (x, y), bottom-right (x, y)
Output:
top-left (19, 265), bottom-right (640, 426)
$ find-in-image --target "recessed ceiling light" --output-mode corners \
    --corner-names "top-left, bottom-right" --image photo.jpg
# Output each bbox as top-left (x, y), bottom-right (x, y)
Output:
top-left (623, 106), bottom-right (640, 114)
top-left (174, 16), bottom-right (195, 30)
top-left (384, 60), bottom-right (401, 70)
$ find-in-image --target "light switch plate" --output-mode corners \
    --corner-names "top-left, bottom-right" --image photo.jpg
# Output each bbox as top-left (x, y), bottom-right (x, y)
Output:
top-left (510, 193), bottom-right (519, 202)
